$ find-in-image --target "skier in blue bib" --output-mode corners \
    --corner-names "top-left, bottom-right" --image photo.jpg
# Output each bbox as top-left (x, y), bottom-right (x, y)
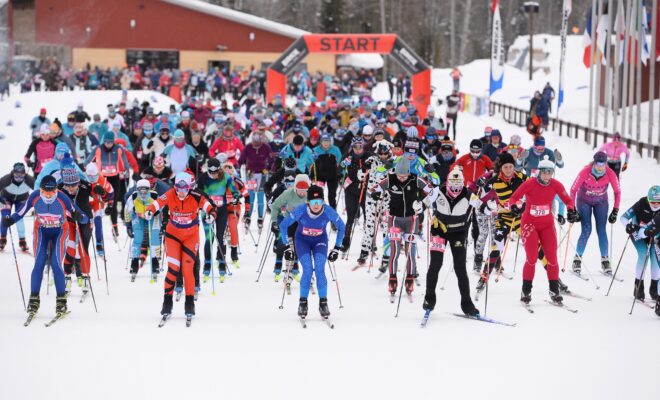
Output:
top-left (279, 185), bottom-right (346, 319)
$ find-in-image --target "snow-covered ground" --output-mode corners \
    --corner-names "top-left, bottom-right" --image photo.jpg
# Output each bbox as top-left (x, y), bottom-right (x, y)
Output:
top-left (1, 88), bottom-right (659, 400)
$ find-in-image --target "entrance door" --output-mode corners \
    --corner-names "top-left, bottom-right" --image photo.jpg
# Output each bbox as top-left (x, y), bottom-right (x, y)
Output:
top-left (208, 60), bottom-right (230, 74)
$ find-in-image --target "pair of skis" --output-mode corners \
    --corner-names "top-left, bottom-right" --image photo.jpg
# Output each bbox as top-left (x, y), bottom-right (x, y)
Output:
top-left (522, 300), bottom-right (579, 314)
top-left (299, 316), bottom-right (334, 329)
top-left (24, 311), bottom-right (71, 327)
top-left (420, 310), bottom-right (517, 328)
top-left (158, 314), bottom-right (193, 327)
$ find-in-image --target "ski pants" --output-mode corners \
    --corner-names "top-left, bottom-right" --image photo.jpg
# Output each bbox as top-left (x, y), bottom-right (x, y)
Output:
top-left (106, 176), bottom-right (127, 226)
top-left (295, 234), bottom-right (329, 299)
top-left (275, 220), bottom-right (298, 272)
top-left (227, 205), bottom-right (241, 248)
top-left (520, 216), bottom-right (559, 282)
top-left (341, 187), bottom-right (365, 249)
top-left (473, 211), bottom-right (490, 257)
top-left (607, 161), bottom-right (622, 178)
top-left (388, 215), bottom-right (419, 275)
top-left (32, 224), bottom-right (69, 296)
top-left (446, 115), bottom-right (458, 141)
top-left (203, 206), bottom-right (228, 271)
top-left (470, 212), bottom-right (480, 250)
top-left (1, 200), bottom-right (26, 239)
top-left (485, 214), bottom-right (546, 275)
top-left (92, 214), bottom-right (104, 249)
top-left (576, 198), bottom-right (609, 258)
top-left (424, 228), bottom-right (472, 309)
top-left (316, 179), bottom-right (339, 210)
top-left (64, 221), bottom-right (92, 276)
top-left (131, 218), bottom-right (160, 261)
top-left (247, 190), bottom-right (265, 219)
top-left (632, 238), bottom-right (660, 282)
top-left (163, 227), bottom-right (199, 296)
top-left (360, 197), bottom-right (388, 254)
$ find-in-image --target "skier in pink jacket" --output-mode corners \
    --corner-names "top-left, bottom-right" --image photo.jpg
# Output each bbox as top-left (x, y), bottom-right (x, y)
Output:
top-left (569, 151), bottom-right (621, 275)
top-left (598, 132), bottom-right (630, 177)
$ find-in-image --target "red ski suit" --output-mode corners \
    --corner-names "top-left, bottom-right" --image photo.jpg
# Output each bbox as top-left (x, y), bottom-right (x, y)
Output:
top-left (147, 189), bottom-right (214, 296)
top-left (509, 178), bottom-right (574, 282)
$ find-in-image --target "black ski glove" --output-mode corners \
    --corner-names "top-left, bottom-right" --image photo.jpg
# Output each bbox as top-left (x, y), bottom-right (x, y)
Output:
top-left (371, 191), bottom-right (381, 201)
top-left (645, 225), bottom-right (658, 237)
top-left (2, 215), bottom-right (14, 228)
top-left (626, 222), bottom-right (639, 234)
top-left (608, 208), bottom-right (618, 224)
top-left (327, 246), bottom-right (340, 262)
top-left (424, 163), bottom-right (435, 173)
top-left (510, 204), bottom-right (521, 217)
top-left (567, 208), bottom-right (580, 223)
top-left (104, 205), bottom-right (112, 216)
top-left (72, 210), bottom-right (85, 223)
top-left (146, 140), bottom-right (154, 149)
top-left (557, 214), bottom-right (566, 226)
top-left (126, 226), bottom-right (134, 239)
top-left (271, 221), bottom-right (280, 235)
top-left (93, 185), bottom-right (107, 196)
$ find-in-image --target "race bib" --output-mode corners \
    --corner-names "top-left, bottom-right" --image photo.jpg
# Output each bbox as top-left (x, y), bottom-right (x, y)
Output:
top-left (429, 236), bottom-right (446, 252)
top-left (389, 226), bottom-right (402, 242)
top-left (38, 214), bottom-right (62, 228)
top-left (246, 180), bottom-right (258, 191)
top-left (171, 213), bottom-right (193, 225)
top-left (302, 227), bottom-right (323, 237)
top-left (102, 165), bottom-right (117, 175)
top-left (210, 195), bottom-right (224, 207)
top-left (530, 204), bottom-right (550, 217)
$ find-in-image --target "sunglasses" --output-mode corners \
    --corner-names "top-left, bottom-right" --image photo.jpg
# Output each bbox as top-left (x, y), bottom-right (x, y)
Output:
top-left (309, 199), bottom-right (323, 206)
top-left (208, 167), bottom-right (221, 173)
top-left (40, 188), bottom-right (57, 198)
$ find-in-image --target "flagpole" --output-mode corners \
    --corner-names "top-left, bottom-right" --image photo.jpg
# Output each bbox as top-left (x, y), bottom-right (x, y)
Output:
top-left (626, 0), bottom-right (637, 137)
top-left (589, 0), bottom-right (598, 134)
top-left (621, 0), bottom-right (633, 136)
top-left (647, 0), bottom-right (657, 153)
top-left (596, 0), bottom-right (604, 129)
top-left (605, 0), bottom-right (615, 128)
top-left (613, 0), bottom-right (622, 133)
top-left (558, 0), bottom-right (571, 117)
top-left (636, 0), bottom-right (643, 141)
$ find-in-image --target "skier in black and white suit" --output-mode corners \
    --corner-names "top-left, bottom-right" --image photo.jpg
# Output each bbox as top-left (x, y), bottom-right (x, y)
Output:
top-left (357, 141), bottom-right (394, 267)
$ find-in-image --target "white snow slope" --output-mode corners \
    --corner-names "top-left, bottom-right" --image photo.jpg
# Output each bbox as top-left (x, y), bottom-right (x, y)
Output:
top-left (1, 88), bottom-right (659, 400)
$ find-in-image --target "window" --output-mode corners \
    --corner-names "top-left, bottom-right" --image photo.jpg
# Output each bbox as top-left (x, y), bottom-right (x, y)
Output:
top-left (126, 50), bottom-right (179, 70)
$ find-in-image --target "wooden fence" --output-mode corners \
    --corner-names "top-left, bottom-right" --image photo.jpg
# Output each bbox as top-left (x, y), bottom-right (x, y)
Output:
top-left (487, 101), bottom-right (660, 163)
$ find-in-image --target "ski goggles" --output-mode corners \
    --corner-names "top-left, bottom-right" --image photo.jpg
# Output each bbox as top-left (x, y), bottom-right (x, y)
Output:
top-left (137, 187), bottom-right (150, 195)
top-left (208, 164), bottom-right (221, 173)
top-left (309, 199), bottom-right (323, 206)
top-left (594, 161), bottom-right (607, 167)
top-left (40, 188), bottom-right (57, 200)
top-left (174, 182), bottom-right (191, 195)
top-left (538, 168), bottom-right (554, 175)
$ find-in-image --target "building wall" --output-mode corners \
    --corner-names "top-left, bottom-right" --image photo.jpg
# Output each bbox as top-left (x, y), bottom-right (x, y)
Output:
top-left (72, 48), bottom-right (337, 75)
top-left (35, 0), bottom-right (294, 53)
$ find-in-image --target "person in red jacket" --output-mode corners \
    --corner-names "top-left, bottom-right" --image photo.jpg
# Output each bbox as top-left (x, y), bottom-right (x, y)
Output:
top-left (508, 156), bottom-right (578, 306)
top-left (145, 172), bottom-right (215, 319)
top-left (209, 126), bottom-right (245, 167)
top-left (451, 139), bottom-right (494, 186)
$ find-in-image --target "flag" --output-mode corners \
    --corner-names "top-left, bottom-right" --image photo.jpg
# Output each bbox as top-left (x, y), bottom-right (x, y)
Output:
top-left (583, 4), bottom-right (595, 67)
top-left (626, 0), bottom-right (651, 66)
top-left (489, 0), bottom-right (504, 96)
top-left (558, 0), bottom-right (572, 110)
top-left (614, 0), bottom-right (626, 65)
top-left (595, 10), bottom-right (610, 59)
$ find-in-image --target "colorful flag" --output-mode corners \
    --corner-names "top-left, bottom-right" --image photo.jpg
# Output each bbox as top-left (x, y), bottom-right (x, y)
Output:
top-left (558, 0), bottom-right (572, 110)
top-left (614, 0), bottom-right (626, 65)
top-left (489, 0), bottom-right (504, 96)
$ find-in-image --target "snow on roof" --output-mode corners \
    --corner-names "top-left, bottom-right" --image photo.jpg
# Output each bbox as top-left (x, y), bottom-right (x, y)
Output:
top-left (337, 54), bottom-right (384, 70)
top-left (161, 0), bottom-right (309, 39)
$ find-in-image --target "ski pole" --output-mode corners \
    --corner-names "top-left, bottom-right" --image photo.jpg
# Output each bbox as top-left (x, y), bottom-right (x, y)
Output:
top-left (89, 222), bottom-right (101, 281)
top-left (566, 238), bottom-right (600, 290)
top-left (255, 230), bottom-right (273, 281)
top-left (629, 241), bottom-right (653, 315)
top-left (494, 233), bottom-right (512, 283)
top-left (606, 235), bottom-right (630, 296)
top-left (395, 215), bottom-right (417, 318)
top-left (512, 235), bottom-right (521, 274)
top-left (91, 236), bottom-right (109, 295)
top-left (439, 264), bottom-right (454, 291)
top-left (210, 222), bottom-right (216, 296)
top-left (76, 224), bottom-right (97, 312)
top-left (367, 208), bottom-right (382, 273)
top-left (609, 222), bottom-right (614, 263)
top-left (483, 217), bottom-right (494, 317)
top-left (561, 223), bottom-right (573, 272)
top-left (8, 226), bottom-right (26, 310)
top-left (278, 249), bottom-right (294, 310)
top-left (330, 261), bottom-right (344, 309)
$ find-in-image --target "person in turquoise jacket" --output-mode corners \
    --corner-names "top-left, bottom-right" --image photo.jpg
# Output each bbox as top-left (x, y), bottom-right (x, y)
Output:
top-left (279, 134), bottom-right (314, 174)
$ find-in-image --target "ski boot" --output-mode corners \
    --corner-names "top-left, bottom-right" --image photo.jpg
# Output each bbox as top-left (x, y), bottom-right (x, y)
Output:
top-left (520, 280), bottom-right (533, 305)
top-left (27, 294), bottom-right (40, 314)
top-left (379, 257), bottom-right (389, 274)
top-left (601, 256), bottom-right (612, 274)
top-left (257, 218), bottom-right (264, 231)
top-left (96, 243), bottom-right (105, 258)
top-left (388, 274), bottom-right (398, 295)
top-left (655, 298), bottom-right (660, 318)
top-left (174, 286), bottom-right (183, 301)
top-left (18, 238), bottom-right (29, 252)
top-left (557, 278), bottom-right (569, 293)
top-left (476, 271), bottom-right (488, 292)
top-left (55, 295), bottom-right (68, 315)
top-left (232, 259), bottom-right (240, 270)
top-left (202, 265), bottom-right (211, 283)
top-left (230, 246), bottom-right (239, 263)
top-left (405, 274), bottom-right (414, 295)
top-left (298, 298), bottom-right (308, 318)
top-left (184, 295), bottom-right (195, 316)
top-left (65, 275), bottom-right (73, 294)
top-left (473, 254), bottom-right (483, 273)
top-left (319, 297), bottom-right (331, 318)
top-left (422, 295), bottom-right (435, 311)
top-left (219, 269), bottom-right (226, 283)
top-left (0, 236), bottom-right (6, 251)
top-left (634, 279), bottom-right (645, 301)
top-left (81, 275), bottom-right (90, 295)
top-left (461, 298), bottom-right (480, 317)
top-left (194, 286), bottom-right (200, 301)
top-left (161, 294), bottom-right (173, 315)
top-left (650, 280), bottom-right (658, 301)
top-left (151, 258), bottom-right (160, 277)
top-left (357, 250), bottom-right (368, 266)
top-left (572, 256), bottom-right (582, 274)
top-left (274, 268), bottom-right (282, 282)
top-left (549, 280), bottom-right (563, 304)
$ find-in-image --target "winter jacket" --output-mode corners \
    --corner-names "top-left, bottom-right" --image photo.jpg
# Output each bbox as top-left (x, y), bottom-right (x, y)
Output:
top-left (519, 148), bottom-right (564, 176)
top-left (451, 154), bottom-right (494, 185)
top-left (0, 173), bottom-right (35, 204)
top-left (238, 142), bottom-right (273, 174)
top-left (24, 138), bottom-right (55, 174)
top-left (29, 116), bottom-right (51, 137)
top-left (312, 145), bottom-right (342, 182)
top-left (270, 187), bottom-right (308, 221)
top-left (162, 144), bottom-right (198, 175)
top-left (598, 141), bottom-right (631, 163)
top-left (209, 135), bottom-right (245, 166)
top-left (85, 144), bottom-right (131, 178)
top-left (278, 144), bottom-right (314, 174)
top-left (482, 142), bottom-right (508, 162)
top-left (570, 165), bottom-right (621, 208)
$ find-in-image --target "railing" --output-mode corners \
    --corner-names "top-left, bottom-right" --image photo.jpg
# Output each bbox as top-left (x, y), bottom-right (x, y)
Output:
top-left (487, 100), bottom-right (660, 163)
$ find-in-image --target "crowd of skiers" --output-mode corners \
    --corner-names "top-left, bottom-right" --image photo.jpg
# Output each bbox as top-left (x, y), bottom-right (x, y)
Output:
top-left (2, 85), bottom-right (659, 326)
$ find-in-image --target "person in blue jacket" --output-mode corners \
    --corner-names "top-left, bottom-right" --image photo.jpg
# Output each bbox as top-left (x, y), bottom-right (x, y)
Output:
top-left (35, 144), bottom-right (87, 187)
top-left (279, 134), bottom-right (314, 174)
top-left (279, 185), bottom-right (346, 319)
top-left (2, 175), bottom-right (88, 318)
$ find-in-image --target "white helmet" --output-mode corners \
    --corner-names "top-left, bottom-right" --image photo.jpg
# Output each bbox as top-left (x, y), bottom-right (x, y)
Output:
top-left (362, 125), bottom-right (374, 136)
top-left (85, 163), bottom-right (99, 183)
top-left (137, 179), bottom-right (150, 190)
top-left (446, 167), bottom-right (464, 197)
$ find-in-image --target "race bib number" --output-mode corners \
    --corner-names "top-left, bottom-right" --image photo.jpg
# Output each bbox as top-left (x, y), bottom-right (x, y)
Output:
top-left (171, 213), bottom-right (193, 225)
top-left (302, 227), bottom-right (323, 237)
top-left (429, 236), bottom-right (446, 252)
top-left (38, 214), bottom-right (62, 228)
top-left (102, 165), bottom-right (117, 175)
top-left (529, 204), bottom-right (550, 217)
top-left (389, 226), bottom-right (402, 242)
top-left (246, 180), bottom-right (258, 191)
top-left (210, 196), bottom-right (224, 207)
